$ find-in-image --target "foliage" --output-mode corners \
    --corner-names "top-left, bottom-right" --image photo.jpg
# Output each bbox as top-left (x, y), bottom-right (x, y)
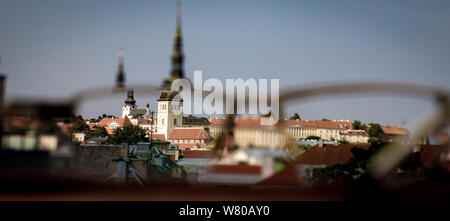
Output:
top-left (321, 118), bottom-right (330, 121)
top-left (37, 120), bottom-right (61, 134)
top-left (70, 115), bottom-right (90, 133)
top-left (338, 138), bottom-right (349, 144)
top-left (367, 123), bottom-right (384, 140)
top-left (89, 118), bottom-right (100, 123)
top-left (89, 114), bottom-right (115, 123)
top-left (297, 144), bottom-right (312, 155)
top-left (311, 142), bottom-right (385, 185)
top-left (9, 125), bottom-right (31, 134)
top-left (273, 157), bottom-right (289, 173)
top-left (305, 135), bottom-right (321, 140)
top-left (289, 113), bottom-right (301, 120)
top-left (352, 120), bottom-right (364, 130)
top-left (93, 126), bottom-right (108, 137)
top-left (107, 125), bottom-right (149, 145)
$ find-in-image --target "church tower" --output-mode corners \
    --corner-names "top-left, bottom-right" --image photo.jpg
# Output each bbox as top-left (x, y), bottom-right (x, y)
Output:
top-left (122, 89), bottom-right (137, 118)
top-left (157, 2), bottom-right (184, 139)
top-left (160, 1), bottom-right (185, 91)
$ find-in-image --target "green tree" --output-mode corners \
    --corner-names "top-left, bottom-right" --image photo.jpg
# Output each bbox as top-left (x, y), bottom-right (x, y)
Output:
top-left (298, 144), bottom-right (312, 155)
top-left (338, 137), bottom-right (349, 144)
top-left (289, 113), bottom-right (301, 120)
top-left (368, 123), bottom-right (384, 139)
top-left (70, 115), bottom-right (90, 133)
top-left (9, 122), bottom-right (31, 134)
top-left (352, 120), bottom-right (364, 130)
top-left (93, 126), bottom-right (108, 137)
top-left (321, 118), bottom-right (330, 121)
top-left (305, 135), bottom-right (321, 140)
top-left (107, 125), bottom-right (149, 145)
top-left (37, 120), bottom-right (61, 134)
top-left (311, 142), bottom-right (385, 185)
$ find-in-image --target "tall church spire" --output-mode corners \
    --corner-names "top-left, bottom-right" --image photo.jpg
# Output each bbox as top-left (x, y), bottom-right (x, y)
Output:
top-left (171, 1), bottom-right (184, 79)
top-left (176, 1), bottom-right (182, 37)
top-left (115, 50), bottom-right (125, 91)
top-left (159, 1), bottom-right (185, 92)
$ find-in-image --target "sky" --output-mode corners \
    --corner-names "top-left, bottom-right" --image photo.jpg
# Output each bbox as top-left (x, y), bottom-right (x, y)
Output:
top-left (0, 0), bottom-right (449, 126)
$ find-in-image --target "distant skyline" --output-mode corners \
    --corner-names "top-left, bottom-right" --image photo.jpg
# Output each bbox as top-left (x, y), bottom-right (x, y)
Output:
top-left (1, 0), bottom-right (449, 126)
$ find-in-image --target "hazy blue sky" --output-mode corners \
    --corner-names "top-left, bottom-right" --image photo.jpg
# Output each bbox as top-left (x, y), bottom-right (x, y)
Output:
top-left (0, 0), bottom-right (449, 126)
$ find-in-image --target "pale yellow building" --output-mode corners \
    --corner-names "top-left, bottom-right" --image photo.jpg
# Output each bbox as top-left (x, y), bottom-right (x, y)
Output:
top-left (340, 130), bottom-right (369, 143)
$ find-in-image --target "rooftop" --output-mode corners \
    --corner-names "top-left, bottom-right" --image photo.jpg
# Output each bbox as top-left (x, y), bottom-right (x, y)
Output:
top-left (381, 126), bottom-right (409, 135)
top-left (294, 144), bottom-right (370, 166)
top-left (168, 128), bottom-right (209, 140)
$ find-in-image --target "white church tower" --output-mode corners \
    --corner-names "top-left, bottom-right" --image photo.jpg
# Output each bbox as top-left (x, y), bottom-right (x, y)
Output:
top-left (156, 2), bottom-right (185, 139)
top-left (157, 95), bottom-right (183, 139)
top-left (122, 89), bottom-right (137, 118)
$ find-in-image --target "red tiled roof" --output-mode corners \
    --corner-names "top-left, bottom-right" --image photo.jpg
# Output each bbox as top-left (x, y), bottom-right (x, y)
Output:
top-left (87, 122), bottom-right (99, 129)
top-left (258, 144), bottom-right (370, 186)
top-left (210, 117), bottom-right (265, 127)
top-left (257, 165), bottom-right (302, 186)
top-left (381, 126), bottom-right (408, 135)
top-left (212, 117), bottom-right (352, 129)
top-left (210, 118), bottom-right (226, 125)
top-left (235, 117), bottom-right (261, 127)
top-left (98, 116), bottom-right (132, 128)
top-left (168, 128), bottom-right (209, 140)
top-left (295, 144), bottom-right (370, 166)
top-left (151, 134), bottom-right (166, 141)
top-left (281, 119), bottom-right (352, 130)
top-left (182, 150), bottom-right (212, 158)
